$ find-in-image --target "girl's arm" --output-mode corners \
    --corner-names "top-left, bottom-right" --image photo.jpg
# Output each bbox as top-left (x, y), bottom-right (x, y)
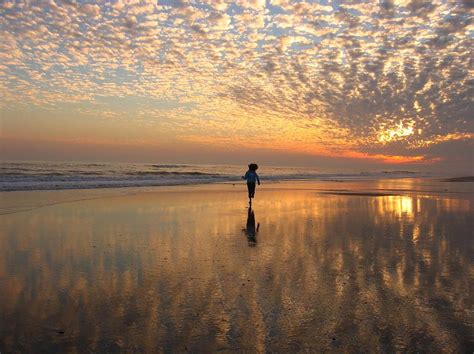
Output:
top-left (242, 171), bottom-right (248, 180)
top-left (256, 173), bottom-right (260, 185)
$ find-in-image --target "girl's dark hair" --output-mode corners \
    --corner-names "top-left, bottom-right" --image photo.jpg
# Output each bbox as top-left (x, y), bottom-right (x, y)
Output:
top-left (248, 163), bottom-right (258, 171)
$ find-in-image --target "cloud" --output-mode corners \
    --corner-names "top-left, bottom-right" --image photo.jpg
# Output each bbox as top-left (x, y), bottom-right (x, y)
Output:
top-left (0, 0), bottom-right (472, 168)
top-left (201, 0), bottom-right (229, 11)
top-left (237, 0), bottom-right (266, 11)
top-left (111, 1), bottom-right (125, 11)
top-left (78, 3), bottom-right (100, 17)
top-left (1, 2), bottom-right (15, 9)
top-left (208, 12), bottom-right (231, 31)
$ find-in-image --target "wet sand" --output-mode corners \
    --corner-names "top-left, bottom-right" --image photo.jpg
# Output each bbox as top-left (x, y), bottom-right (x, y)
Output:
top-left (0, 180), bottom-right (473, 352)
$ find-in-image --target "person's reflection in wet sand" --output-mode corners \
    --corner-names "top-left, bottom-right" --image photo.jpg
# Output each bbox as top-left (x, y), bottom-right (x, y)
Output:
top-left (242, 207), bottom-right (259, 247)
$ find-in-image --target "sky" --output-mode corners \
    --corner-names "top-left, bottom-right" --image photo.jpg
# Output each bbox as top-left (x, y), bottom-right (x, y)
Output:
top-left (0, 0), bottom-right (473, 172)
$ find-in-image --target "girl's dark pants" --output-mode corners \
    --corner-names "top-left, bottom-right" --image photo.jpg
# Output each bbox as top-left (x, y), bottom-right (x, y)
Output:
top-left (247, 182), bottom-right (256, 198)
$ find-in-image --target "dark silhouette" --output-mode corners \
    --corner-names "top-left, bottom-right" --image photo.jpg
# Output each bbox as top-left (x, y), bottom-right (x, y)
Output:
top-left (242, 207), bottom-right (259, 247)
top-left (242, 163), bottom-right (260, 205)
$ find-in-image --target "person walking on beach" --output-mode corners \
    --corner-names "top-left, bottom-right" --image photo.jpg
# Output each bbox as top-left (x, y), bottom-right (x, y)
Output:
top-left (242, 163), bottom-right (260, 204)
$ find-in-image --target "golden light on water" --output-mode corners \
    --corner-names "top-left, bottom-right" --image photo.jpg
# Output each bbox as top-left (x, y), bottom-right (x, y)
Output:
top-left (375, 195), bottom-right (414, 220)
top-left (1, 184), bottom-right (472, 351)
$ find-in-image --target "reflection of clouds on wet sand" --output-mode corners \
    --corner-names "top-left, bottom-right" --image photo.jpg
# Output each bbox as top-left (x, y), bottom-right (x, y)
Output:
top-left (0, 183), bottom-right (472, 351)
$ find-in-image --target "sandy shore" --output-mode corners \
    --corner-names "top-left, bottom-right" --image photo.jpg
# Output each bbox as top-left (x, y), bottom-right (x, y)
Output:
top-left (0, 179), bottom-right (473, 352)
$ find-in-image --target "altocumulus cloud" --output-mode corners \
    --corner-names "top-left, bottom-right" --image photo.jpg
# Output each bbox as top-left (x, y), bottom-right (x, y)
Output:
top-left (0, 0), bottom-right (472, 166)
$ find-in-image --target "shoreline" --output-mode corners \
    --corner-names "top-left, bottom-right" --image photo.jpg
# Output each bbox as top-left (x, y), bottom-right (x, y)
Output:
top-left (1, 175), bottom-right (473, 193)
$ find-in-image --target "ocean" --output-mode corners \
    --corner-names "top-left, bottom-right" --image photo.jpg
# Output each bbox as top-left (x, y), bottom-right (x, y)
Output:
top-left (1, 161), bottom-right (435, 192)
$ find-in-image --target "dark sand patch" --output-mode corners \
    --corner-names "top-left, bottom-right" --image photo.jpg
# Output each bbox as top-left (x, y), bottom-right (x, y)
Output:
top-left (442, 176), bottom-right (474, 182)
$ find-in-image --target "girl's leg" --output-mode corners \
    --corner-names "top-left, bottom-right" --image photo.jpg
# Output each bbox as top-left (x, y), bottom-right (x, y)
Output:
top-left (248, 182), bottom-right (256, 198)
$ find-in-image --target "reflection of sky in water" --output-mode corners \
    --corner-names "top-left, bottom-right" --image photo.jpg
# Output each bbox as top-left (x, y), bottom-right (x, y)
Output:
top-left (0, 185), bottom-right (472, 352)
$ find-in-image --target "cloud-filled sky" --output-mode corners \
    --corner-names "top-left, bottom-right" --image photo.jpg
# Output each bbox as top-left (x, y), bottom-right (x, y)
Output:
top-left (0, 0), bottom-right (473, 171)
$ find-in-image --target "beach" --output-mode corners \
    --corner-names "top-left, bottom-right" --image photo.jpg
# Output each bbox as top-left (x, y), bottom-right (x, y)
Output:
top-left (0, 179), bottom-right (472, 352)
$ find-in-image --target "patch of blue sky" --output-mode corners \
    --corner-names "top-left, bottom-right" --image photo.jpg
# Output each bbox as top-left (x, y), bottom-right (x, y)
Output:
top-left (2, 65), bottom-right (37, 88)
top-left (157, 0), bottom-right (185, 8)
top-left (73, 65), bottom-right (143, 86)
top-left (92, 95), bottom-right (195, 111)
top-left (264, 4), bottom-right (282, 14)
top-left (266, 22), bottom-right (291, 36)
top-left (290, 42), bottom-right (315, 53)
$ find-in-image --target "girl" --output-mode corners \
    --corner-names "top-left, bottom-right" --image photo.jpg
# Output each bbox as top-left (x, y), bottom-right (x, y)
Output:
top-left (242, 163), bottom-right (260, 203)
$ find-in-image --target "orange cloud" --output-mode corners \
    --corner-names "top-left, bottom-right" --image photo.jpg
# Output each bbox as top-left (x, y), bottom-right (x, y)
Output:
top-left (339, 151), bottom-right (435, 164)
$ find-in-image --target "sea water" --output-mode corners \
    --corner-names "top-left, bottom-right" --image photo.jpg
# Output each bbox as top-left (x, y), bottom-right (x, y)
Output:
top-left (1, 161), bottom-right (436, 191)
